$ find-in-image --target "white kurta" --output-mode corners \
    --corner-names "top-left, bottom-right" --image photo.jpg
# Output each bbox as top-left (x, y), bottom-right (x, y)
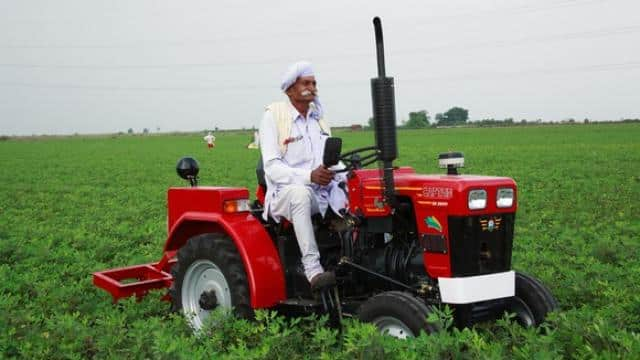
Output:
top-left (259, 101), bottom-right (347, 222)
top-left (258, 100), bottom-right (347, 281)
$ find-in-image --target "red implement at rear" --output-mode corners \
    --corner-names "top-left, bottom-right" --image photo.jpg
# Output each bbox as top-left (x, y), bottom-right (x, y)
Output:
top-left (93, 186), bottom-right (286, 308)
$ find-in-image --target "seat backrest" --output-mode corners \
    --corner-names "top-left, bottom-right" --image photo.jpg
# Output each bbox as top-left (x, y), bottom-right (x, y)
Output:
top-left (254, 155), bottom-right (267, 207)
top-left (256, 155), bottom-right (266, 190)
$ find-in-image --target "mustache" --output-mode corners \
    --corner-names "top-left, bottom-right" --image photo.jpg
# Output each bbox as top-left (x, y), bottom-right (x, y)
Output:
top-left (300, 89), bottom-right (317, 97)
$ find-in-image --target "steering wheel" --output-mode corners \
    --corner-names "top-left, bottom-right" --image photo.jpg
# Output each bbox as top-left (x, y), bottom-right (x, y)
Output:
top-left (335, 146), bottom-right (380, 172)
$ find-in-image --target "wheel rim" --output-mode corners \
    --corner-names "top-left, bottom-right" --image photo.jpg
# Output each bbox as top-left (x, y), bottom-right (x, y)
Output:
top-left (372, 316), bottom-right (415, 339)
top-left (181, 259), bottom-right (232, 331)
top-left (508, 297), bottom-right (536, 327)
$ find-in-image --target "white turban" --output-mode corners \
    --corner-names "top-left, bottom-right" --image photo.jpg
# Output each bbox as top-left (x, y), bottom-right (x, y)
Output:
top-left (280, 61), bottom-right (324, 118)
top-left (280, 61), bottom-right (314, 91)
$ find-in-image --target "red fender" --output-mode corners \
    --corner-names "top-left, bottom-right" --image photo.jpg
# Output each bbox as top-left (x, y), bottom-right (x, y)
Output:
top-left (163, 211), bottom-right (286, 309)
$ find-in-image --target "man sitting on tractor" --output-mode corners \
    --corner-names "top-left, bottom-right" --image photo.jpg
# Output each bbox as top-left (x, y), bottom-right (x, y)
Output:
top-left (259, 61), bottom-right (347, 291)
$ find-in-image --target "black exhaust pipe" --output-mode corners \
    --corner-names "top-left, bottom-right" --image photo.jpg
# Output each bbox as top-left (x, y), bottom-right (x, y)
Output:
top-left (371, 17), bottom-right (397, 208)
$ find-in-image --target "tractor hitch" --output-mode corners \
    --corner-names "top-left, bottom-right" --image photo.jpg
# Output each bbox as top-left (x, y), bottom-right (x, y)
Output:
top-left (92, 262), bottom-right (173, 301)
top-left (92, 251), bottom-right (176, 301)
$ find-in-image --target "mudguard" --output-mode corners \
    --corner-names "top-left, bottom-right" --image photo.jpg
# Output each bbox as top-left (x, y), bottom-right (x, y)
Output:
top-left (163, 211), bottom-right (286, 309)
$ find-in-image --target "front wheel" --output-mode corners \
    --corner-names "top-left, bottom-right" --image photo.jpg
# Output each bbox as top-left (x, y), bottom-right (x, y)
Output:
top-left (170, 233), bottom-right (253, 331)
top-left (507, 272), bottom-right (559, 327)
top-left (357, 291), bottom-right (439, 339)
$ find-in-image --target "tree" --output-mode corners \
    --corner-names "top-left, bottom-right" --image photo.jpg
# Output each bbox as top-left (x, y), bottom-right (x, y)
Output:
top-left (445, 107), bottom-right (468, 124)
top-left (367, 117), bottom-right (374, 129)
top-left (404, 110), bottom-right (430, 128)
top-left (127, 128), bottom-right (134, 134)
top-left (143, 128), bottom-right (149, 134)
top-left (436, 107), bottom-right (469, 125)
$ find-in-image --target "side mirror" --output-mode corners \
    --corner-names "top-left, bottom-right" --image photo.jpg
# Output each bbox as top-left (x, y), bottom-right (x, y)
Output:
top-left (323, 137), bottom-right (342, 167)
top-left (176, 157), bottom-right (199, 186)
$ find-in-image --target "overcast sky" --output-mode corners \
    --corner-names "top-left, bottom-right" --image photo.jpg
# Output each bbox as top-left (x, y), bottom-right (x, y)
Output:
top-left (1, 0), bottom-right (639, 135)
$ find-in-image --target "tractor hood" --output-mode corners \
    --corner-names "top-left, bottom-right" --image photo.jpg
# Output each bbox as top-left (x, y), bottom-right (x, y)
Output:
top-left (348, 167), bottom-right (517, 217)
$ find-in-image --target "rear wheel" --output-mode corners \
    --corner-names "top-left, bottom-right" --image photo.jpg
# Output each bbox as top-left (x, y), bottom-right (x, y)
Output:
top-left (170, 233), bottom-right (253, 331)
top-left (508, 272), bottom-right (559, 327)
top-left (357, 291), bottom-right (438, 339)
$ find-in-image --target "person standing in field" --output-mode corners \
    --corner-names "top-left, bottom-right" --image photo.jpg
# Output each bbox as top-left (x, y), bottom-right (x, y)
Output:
top-left (203, 131), bottom-right (216, 149)
top-left (247, 130), bottom-right (260, 149)
top-left (259, 61), bottom-right (347, 291)
top-left (253, 130), bottom-right (260, 147)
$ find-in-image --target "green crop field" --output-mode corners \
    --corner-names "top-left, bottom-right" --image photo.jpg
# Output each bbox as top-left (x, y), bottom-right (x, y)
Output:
top-left (1, 123), bottom-right (639, 359)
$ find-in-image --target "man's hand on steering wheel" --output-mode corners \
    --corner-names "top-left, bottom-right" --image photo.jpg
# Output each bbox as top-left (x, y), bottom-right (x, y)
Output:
top-left (311, 165), bottom-right (334, 186)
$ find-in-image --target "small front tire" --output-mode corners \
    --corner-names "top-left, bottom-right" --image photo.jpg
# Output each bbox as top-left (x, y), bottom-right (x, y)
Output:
top-left (358, 291), bottom-right (438, 339)
top-left (508, 272), bottom-right (559, 327)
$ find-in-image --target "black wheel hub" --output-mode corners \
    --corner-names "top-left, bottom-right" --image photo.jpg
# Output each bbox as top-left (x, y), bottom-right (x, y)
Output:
top-left (198, 290), bottom-right (218, 310)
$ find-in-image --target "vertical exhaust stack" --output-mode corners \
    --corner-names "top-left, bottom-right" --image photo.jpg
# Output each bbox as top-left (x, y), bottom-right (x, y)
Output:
top-left (371, 17), bottom-right (398, 208)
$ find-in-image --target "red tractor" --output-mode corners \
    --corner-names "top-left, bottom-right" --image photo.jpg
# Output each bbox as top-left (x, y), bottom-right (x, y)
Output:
top-left (93, 18), bottom-right (557, 338)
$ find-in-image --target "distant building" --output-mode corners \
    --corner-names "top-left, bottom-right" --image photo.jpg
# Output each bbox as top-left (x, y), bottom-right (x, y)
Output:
top-left (351, 124), bottom-right (363, 131)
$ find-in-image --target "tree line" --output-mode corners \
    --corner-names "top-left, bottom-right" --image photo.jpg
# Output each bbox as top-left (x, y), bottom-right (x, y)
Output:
top-left (368, 107), bottom-right (470, 129)
top-left (367, 107), bottom-right (640, 129)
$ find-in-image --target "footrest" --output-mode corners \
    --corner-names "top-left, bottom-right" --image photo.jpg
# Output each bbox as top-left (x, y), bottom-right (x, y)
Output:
top-left (93, 263), bottom-right (173, 301)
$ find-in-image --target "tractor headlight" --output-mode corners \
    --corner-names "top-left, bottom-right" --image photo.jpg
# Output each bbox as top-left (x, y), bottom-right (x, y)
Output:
top-left (496, 188), bottom-right (514, 208)
top-left (468, 189), bottom-right (487, 210)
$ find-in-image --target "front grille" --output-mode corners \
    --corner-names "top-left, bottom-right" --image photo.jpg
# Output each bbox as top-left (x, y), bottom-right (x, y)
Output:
top-left (448, 214), bottom-right (514, 277)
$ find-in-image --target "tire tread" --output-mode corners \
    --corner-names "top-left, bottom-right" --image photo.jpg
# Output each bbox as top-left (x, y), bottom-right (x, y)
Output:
top-left (515, 272), bottom-right (559, 326)
top-left (169, 233), bottom-right (253, 319)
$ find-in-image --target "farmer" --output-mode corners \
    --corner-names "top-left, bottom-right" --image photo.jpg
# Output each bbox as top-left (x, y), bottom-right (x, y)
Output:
top-left (259, 61), bottom-right (346, 291)
top-left (203, 131), bottom-right (216, 149)
top-left (247, 130), bottom-right (260, 149)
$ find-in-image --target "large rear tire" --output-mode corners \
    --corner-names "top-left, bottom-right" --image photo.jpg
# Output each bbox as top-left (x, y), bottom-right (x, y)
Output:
top-left (357, 291), bottom-right (438, 339)
top-left (170, 233), bottom-right (253, 331)
top-left (508, 272), bottom-right (559, 327)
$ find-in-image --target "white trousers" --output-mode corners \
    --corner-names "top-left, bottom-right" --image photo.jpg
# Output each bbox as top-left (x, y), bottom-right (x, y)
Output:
top-left (269, 185), bottom-right (323, 281)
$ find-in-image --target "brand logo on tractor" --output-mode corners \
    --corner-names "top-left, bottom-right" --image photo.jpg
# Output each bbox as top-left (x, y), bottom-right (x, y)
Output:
top-left (480, 216), bottom-right (502, 232)
top-left (422, 186), bottom-right (453, 199)
top-left (425, 216), bottom-right (443, 232)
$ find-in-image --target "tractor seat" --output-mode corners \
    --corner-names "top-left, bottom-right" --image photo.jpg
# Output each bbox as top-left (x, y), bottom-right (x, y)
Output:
top-left (254, 155), bottom-right (294, 233)
top-left (255, 155), bottom-right (267, 205)
top-left (256, 155), bottom-right (267, 192)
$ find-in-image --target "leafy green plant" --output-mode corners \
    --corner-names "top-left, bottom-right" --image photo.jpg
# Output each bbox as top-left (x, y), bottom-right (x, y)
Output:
top-left (1, 124), bottom-right (639, 358)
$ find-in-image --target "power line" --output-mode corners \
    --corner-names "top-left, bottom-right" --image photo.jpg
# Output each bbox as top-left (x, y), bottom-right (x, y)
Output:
top-left (0, 82), bottom-right (267, 92)
top-left (0, 0), bottom-right (616, 49)
top-left (1, 61), bottom-right (638, 92)
top-left (1, 25), bottom-right (638, 70)
top-left (399, 25), bottom-right (640, 55)
top-left (401, 61), bottom-right (640, 83)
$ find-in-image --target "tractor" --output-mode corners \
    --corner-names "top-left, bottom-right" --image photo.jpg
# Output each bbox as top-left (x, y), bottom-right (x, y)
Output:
top-left (93, 17), bottom-right (558, 338)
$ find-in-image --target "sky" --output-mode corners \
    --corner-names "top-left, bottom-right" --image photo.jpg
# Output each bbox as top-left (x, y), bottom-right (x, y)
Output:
top-left (1, 0), bottom-right (639, 135)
